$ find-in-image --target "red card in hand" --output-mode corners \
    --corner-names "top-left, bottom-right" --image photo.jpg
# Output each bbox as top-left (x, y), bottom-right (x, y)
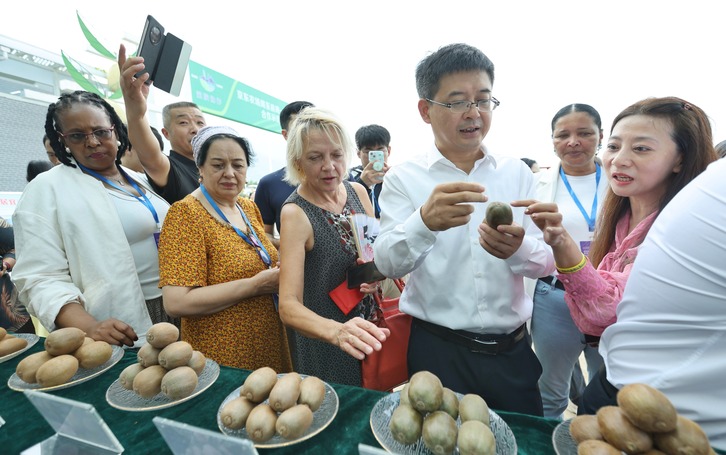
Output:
top-left (329, 280), bottom-right (364, 315)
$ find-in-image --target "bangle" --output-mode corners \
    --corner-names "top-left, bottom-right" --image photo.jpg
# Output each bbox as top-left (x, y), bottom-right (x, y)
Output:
top-left (556, 254), bottom-right (587, 274)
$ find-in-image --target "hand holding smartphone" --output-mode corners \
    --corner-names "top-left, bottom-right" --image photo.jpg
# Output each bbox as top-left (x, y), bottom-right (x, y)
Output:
top-left (368, 150), bottom-right (385, 172)
top-left (135, 15), bottom-right (165, 84)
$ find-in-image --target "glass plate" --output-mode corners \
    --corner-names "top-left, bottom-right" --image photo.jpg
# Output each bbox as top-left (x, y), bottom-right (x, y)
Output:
top-left (217, 374), bottom-right (339, 448)
top-left (0, 333), bottom-right (39, 363)
top-left (8, 344), bottom-right (124, 391)
top-left (105, 358), bottom-right (220, 411)
top-left (552, 419), bottom-right (578, 455)
top-left (370, 390), bottom-right (518, 455)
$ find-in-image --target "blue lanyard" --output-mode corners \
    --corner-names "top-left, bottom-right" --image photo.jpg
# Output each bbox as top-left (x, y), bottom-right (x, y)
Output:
top-left (559, 163), bottom-right (601, 232)
top-left (370, 184), bottom-right (381, 218)
top-left (78, 164), bottom-right (161, 229)
top-left (199, 184), bottom-right (272, 268)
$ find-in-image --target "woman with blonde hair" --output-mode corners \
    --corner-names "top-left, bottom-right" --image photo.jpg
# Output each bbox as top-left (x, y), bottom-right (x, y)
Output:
top-left (279, 107), bottom-right (388, 386)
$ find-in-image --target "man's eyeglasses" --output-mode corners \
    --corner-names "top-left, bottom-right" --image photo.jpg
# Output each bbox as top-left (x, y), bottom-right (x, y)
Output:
top-left (58, 126), bottom-right (115, 145)
top-left (426, 98), bottom-right (500, 113)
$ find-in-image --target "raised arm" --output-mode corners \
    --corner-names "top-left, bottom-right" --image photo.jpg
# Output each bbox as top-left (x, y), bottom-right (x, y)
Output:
top-left (118, 44), bottom-right (170, 187)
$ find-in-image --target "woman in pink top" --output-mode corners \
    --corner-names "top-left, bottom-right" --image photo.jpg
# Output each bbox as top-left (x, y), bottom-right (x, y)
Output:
top-left (517, 97), bottom-right (716, 337)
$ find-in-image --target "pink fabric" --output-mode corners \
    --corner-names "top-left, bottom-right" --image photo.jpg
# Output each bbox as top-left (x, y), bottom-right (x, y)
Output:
top-left (559, 210), bottom-right (658, 336)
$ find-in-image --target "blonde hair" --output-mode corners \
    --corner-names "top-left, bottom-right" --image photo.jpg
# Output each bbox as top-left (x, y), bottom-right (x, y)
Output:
top-left (284, 107), bottom-right (353, 185)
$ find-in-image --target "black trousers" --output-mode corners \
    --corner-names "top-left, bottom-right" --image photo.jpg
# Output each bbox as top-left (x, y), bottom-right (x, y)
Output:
top-left (407, 318), bottom-right (544, 416)
top-left (579, 365), bottom-right (618, 415)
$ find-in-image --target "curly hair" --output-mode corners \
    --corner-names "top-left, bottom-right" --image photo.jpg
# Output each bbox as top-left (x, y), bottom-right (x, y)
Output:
top-left (44, 90), bottom-right (129, 168)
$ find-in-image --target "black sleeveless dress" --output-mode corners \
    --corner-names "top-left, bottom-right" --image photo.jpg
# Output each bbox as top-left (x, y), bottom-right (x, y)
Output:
top-left (284, 181), bottom-right (377, 386)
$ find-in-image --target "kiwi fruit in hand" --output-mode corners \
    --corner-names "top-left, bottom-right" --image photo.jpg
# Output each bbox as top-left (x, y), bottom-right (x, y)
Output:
top-left (485, 202), bottom-right (513, 229)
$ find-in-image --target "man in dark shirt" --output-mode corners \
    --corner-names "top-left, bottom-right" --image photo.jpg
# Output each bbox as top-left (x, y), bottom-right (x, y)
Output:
top-left (254, 100), bottom-right (314, 248)
top-left (118, 45), bottom-right (207, 204)
top-left (347, 124), bottom-right (392, 219)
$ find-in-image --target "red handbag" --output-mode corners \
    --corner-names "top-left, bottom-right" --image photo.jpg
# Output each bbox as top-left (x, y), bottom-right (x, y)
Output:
top-left (361, 279), bottom-right (412, 392)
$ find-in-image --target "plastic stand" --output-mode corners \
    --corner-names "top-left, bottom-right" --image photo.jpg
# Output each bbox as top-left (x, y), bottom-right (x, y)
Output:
top-left (358, 443), bottom-right (390, 455)
top-left (21, 390), bottom-right (123, 455)
top-left (153, 417), bottom-right (258, 455)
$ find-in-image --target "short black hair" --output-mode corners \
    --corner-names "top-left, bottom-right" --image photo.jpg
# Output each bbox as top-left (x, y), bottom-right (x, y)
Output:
top-left (551, 104), bottom-right (602, 133)
top-left (355, 124), bottom-right (391, 150)
top-left (521, 158), bottom-right (537, 168)
top-left (415, 43), bottom-right (495, 100)
top-left (280, 101), bottom-right (314, 130)
top-left (26, 159), bottom-right (53, 182)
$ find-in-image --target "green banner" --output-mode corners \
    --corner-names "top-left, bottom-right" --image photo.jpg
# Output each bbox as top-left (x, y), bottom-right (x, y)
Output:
top-left (188, 61), bottom-right (285, 134)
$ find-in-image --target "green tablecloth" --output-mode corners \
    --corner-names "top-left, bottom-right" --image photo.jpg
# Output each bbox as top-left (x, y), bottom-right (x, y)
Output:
top-left (0, 341), bottom-right (559, 454)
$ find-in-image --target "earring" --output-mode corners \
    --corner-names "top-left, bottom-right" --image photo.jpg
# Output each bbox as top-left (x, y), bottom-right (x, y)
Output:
top-left (65, 147), bottom-right (71, 154)
top-left (117, 140), bottom-right (121, 147)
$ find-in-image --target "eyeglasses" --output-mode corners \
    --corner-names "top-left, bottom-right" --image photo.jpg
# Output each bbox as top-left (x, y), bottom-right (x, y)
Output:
top-left (426, 97), bottom-right (500, 113)
top-left (57, 126), bottom-right (115, 145)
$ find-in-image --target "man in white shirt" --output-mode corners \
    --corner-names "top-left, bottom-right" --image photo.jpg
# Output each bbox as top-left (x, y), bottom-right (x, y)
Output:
top-left (374, 43), bottom-right (555, 415)
top-left (585, 158), bottom-right (726, 449)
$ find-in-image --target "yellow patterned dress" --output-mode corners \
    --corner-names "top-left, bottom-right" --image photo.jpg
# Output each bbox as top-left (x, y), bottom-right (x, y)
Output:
top-left (159, 195), bottom-right (291, 372)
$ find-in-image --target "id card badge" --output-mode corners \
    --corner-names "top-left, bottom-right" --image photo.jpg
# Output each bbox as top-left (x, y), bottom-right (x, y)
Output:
top-left (272, 293), bottom-right (279, 312)
top-left (580, 231), bottom-right (595, 256)
top-left (153, 231), bottom-right (161, 249)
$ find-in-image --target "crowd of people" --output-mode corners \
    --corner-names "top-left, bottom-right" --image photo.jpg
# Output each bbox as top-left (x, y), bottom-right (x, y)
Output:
top-left (3, 41), bottom-right (725, 449)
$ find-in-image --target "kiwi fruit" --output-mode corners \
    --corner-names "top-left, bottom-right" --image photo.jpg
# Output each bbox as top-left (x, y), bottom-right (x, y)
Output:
top-left (268, 372), bottom-right (302, 412)
top-left (577, 439), bottom-right (622, 455)
top-left (242, 366), bottom-right (278, 402)
top-left (439, 387), bottom-right (459, 420)
top-left (407, 371), bottom-right (444, 413)
top-left (157, 341), bottom-right (193, 369)
top-left (617, 383), bottom-right (677, 433)
top-left (74, 340), bottom-right (113, 369)
top-left (137, 343), bottom-right (161, 367)
top-left (422, 410), bottom-right (457, 455)
top-left (187, 350), bottom-right (206, 376)
top-left (459, 393), bottom-right (490, 426)
top-left (145, 322), bottom-right (179, 349)
top-left (119, 363), bottom-right (145, 390)
top-left (0, 336), bottom-right (28, 356)
top-left (161, 366), bottom-right (198, 400)
top-left (485, 201), bottom-right (513, 229)
top-left (652, 415), bottom-right (711, 455)
top-left (389, 403), bottom-right (423, 445)
top-left (220, 396), bottom-right (256, 429)
top-left (399, 383), bottom-right (411, 407)
top-left (35, 354), bottom-right (79, 387)
top-left (570, 414), bottom-right (604, 443)
top-left (457, 420), bottom-right (495, 455)
top-left (298, 375), bottom-right (326, 411)
top-left (596, 405), bottom-right (653, 454)
top-left (246, 403), bottom-right (277, 443)
top-left (44, 327), bottom-right (86, 355)
top-left (132, 364), bottom-right (167, 398)
top-left (16, 351), bottom-right (54, 383)
top-left (276, 404), bottom-right (314, 440)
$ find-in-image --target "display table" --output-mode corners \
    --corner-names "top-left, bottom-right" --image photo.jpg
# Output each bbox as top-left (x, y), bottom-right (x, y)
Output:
top-left (0, 342), bottom-right (560, 454)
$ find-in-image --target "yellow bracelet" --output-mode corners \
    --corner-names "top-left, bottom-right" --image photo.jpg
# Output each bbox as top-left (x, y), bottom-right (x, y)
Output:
top-left (556, 254), bottom-right (587, 274)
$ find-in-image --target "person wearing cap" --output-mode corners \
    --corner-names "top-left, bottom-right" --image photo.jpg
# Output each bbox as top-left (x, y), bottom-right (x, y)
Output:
top-left (158, 125), bottom-right (292, 372)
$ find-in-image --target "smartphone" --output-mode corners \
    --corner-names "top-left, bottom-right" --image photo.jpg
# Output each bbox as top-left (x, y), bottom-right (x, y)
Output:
top-left (135, 15), bottom-right (166, 84)
top-left (368, 150), bottom-right (385, 172)
top-left (347, 261), bottom-right (386, 289)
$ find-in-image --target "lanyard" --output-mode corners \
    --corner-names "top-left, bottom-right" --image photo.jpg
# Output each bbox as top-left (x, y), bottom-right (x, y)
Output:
top-left (370, 184), bottom-right (381, 218)
top-left (560, 163), bottom-right (601, 232)
top-left (78, 164), bottom-right (161, 230)
top-left (199, 184), bottom-right (272, 268)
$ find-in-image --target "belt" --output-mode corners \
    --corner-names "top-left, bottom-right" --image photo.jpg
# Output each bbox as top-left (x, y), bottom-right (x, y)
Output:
top-left (540, 275), bottom-right (565, 291)
top-left (414, 318), bottom-right (526, 355)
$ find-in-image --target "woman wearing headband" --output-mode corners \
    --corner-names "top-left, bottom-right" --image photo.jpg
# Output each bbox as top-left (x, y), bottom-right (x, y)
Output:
top-left (158, 125), bottom-right (291, 371)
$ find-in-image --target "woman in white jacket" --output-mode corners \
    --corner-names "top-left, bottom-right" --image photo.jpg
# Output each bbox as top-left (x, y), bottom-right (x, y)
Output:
top-left (529, 104), bottom-right (609, 419)
top-left (12, 91), bottom-right (173, 347)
